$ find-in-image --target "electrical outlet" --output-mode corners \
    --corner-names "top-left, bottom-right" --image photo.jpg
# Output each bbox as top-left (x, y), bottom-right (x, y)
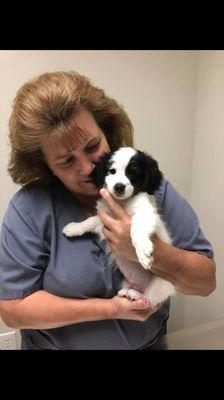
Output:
top-left (0, 331), bottom-right (18, 350)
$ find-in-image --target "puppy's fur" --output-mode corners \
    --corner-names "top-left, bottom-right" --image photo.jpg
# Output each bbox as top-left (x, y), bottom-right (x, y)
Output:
top-left (62, 147), bottom-right (176, 307)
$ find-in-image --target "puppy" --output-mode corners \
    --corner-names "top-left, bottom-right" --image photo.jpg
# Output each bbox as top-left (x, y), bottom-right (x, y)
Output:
top-left (62, 147), bottom-right (176, 307)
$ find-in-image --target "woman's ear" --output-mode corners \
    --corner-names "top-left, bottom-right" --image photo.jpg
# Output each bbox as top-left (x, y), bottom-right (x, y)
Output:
top-left (91, 152), bottom-right (112, 189)
top-left (141, 153), bottom-right (163, 194)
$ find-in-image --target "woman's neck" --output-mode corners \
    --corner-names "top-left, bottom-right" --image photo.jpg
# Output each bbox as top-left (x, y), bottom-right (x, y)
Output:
top-left (74, 194), bottom-right (99, 215)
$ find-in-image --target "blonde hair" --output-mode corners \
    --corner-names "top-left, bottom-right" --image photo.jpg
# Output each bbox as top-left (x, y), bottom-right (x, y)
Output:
top-left (8, 71), bottom-right (134, 186)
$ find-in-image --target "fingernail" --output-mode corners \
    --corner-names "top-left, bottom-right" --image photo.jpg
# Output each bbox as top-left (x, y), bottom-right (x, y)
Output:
top-left (143, 299), bottom-right (149, 308)
top-left (100, 188), bottom-right (106, 196)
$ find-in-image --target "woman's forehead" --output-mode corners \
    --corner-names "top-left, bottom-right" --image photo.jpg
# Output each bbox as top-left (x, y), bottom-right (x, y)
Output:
top-left (44, 107), bottom-right (103, 152)
top-left (43, 123), bottom-right (96, 153)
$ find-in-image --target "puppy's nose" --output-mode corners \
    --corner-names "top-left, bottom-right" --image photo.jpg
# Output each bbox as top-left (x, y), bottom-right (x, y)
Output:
top-left (114, 183), bottom-right (125, 194)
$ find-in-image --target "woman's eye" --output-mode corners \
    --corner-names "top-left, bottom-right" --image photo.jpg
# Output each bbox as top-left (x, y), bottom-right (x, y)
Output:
top-left (61, 157), bottom-right (73, 167)
top-left (109, 168), bottom-right (116, 175)
top-left (86, 142), bottom-right (100, 152)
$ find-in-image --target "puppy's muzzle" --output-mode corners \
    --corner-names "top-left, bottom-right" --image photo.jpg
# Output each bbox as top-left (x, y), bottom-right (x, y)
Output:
top-left (114, 183), bottom-right (125, 195)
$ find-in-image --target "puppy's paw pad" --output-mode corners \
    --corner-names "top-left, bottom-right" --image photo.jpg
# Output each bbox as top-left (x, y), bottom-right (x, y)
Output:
top-left (136, 240), bottom-right (154, 269)
top-left (118, 289), bottom-right (128, 297)
top-left (126, 289), bottom-right (142, 300)
top-left (136, 250), bottom-right (154, 269)
top-left (147, 255), bottom-right (154, 268)
top-left (62, 223), bottom-right (78, 237)
top-left (139, 255), bottom-right (152, 269)
top-left (118, 288), bottom-right (143, 301)
top-left (143, 240), bottom-right (153, 257)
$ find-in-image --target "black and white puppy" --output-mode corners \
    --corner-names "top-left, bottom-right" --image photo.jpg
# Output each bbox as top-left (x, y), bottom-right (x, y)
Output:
top-left (62, 147), bottom-right (176, 307)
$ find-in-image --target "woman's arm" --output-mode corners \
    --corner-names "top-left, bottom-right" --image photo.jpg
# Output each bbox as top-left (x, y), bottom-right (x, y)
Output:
top-left (0, 290), bottom-right (157, 329)
top-left (151, 235), bottom-right (216, 296)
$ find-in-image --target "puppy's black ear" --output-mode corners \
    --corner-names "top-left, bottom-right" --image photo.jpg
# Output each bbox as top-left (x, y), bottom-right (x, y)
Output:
top-left (90, 152), bottom-right (112, 189)
top-left (140, 151), bottom-right (163, 194)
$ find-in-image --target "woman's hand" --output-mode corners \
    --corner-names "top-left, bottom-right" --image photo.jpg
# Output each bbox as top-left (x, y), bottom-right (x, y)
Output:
top-left (109, 295), bottom-right (163, 322)
top-left (98, 188), bottom-right (138, 261)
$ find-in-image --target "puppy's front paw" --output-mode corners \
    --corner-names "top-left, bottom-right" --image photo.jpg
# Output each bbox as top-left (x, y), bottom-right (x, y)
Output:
top-left (62, 222), bottom-right (81, 237)
top-left (135, 239), bottom-right (154, 270)
top-left (118, 288), bottom-right (143, 301)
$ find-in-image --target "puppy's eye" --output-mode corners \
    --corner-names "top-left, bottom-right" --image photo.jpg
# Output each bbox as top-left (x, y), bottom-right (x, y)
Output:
top-left (108, 168), bottom-right (116, 175)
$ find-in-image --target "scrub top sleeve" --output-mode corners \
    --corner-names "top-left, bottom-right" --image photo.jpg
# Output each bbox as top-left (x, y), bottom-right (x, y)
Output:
top-left (157, 179), bottom-right (214, 258)
top-left (0, 197), bottom-right (49, 300)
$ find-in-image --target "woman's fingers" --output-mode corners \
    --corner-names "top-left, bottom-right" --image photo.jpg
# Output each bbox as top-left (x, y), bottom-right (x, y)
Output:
top-left (100, 188), bottom-right (127, 219)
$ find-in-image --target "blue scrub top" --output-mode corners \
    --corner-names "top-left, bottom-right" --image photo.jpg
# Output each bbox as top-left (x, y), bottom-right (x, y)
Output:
top-left (0, 178), bottom-right (214, 349)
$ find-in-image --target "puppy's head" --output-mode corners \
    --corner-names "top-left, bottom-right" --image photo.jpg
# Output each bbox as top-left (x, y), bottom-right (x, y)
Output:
top-left (126, 149), bottom-right (163, 196)
top-left (91, 147), bottom-right (163, 200)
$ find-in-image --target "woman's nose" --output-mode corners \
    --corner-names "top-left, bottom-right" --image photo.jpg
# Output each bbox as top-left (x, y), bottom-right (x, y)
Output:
top-left (77, 154), bottom-right (95, 175)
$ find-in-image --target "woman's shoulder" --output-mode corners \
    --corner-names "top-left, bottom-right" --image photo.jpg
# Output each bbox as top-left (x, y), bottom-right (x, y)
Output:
top-left (8, 182), bottom-right (58, 218)
top-left (154, 177), bottom-right (168, 207)
top-left (3, 182), bottom-right (60, 238)
top-left (154, 177), bottom-right (186, 209)
top-left (11, 183), bottom-right (51, 205)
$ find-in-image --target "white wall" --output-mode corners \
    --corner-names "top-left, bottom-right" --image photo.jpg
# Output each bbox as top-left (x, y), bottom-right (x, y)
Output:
top-left (181, 51), bottom-right (224, 327)
top-left (0, 50), bottom-right (222, 341)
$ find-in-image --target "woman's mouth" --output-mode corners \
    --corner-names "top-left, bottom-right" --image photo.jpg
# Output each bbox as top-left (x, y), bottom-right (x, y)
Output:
top-left (81, 179), bottom-right (92, 183)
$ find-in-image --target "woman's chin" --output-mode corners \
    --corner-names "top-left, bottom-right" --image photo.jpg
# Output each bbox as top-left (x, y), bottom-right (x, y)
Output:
top-left (80, 182), bottom-right (99, 196)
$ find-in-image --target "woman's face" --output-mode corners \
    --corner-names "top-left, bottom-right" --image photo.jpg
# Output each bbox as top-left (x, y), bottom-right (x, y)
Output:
top-left (41, 108), bottom-right (110, 198)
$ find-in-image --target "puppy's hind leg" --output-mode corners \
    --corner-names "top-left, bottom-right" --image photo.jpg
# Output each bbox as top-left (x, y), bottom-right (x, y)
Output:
top-left (144, 276), bottom-right (176, 308)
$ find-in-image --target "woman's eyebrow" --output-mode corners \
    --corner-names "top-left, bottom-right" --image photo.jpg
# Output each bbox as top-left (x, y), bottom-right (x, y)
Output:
top-left (54, 136), bottom-right (100, 161)
top-left (85, 136), bottom-right (100, 146)
top-left (54, 152), bottom-right (73, 161)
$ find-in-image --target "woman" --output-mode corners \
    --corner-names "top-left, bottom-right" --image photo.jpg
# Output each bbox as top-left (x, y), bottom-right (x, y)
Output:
top-left (0, 71), bottom-right (216, 350)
